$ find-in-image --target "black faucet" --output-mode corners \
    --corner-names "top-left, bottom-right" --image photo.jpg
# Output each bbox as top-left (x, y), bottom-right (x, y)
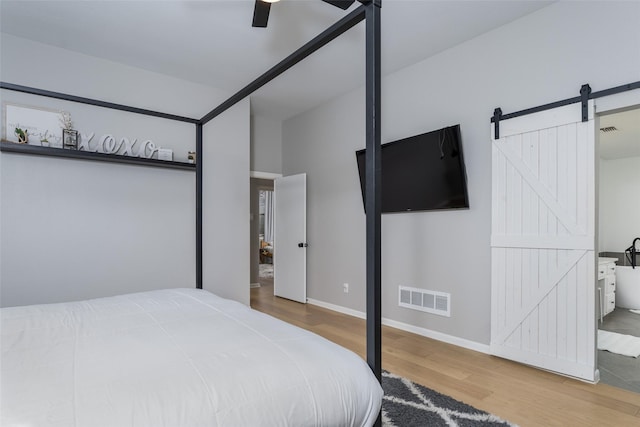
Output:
top-left (626, 238), bottom-right (640, 269)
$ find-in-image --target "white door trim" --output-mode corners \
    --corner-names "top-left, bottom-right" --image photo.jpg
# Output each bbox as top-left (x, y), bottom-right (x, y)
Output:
top-left (250, 171), bottom-right (282, 180)
top-left (594, 90), bottom-right (640, 116)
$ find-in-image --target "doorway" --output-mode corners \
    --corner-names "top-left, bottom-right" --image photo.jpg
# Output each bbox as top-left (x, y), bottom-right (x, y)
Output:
top-left (258, 189), bottom-right (275, 282)
top-left (596, 105), bottom-right (640, 393)
top-left (250, 178), bottom-right (275, 289)
top-left (249, 174), bottom-right (308, 303)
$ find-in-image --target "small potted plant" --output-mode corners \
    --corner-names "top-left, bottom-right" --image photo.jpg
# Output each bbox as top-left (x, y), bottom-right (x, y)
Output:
top-left (14, 127), bottom-right (28, 144)
top-left (188, 151), bottom-right (196, 164)
top-left (40, 130), bottom-right (50, 147)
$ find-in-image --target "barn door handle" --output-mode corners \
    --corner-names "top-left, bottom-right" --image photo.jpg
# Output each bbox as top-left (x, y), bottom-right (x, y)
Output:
top-left (598, 287), bottom-right (603, 323)
top-left (298, 242), bottom-right (308, 248)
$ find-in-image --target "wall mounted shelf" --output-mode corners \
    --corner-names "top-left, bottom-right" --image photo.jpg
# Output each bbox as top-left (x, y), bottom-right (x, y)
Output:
top-left (0, 141), bottom-right (195, 171)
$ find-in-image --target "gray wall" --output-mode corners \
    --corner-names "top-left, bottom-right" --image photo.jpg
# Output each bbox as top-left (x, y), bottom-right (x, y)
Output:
top-left (282, 1), bottom-right (640, 345)
top-left (249, 113), bottom-right (281, 286)
top-left (1, 34), bottom-right (249, 307)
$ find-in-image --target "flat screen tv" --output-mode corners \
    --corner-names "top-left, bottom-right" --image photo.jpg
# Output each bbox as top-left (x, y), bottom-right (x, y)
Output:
top-left (355, 124), bottom-right (469, 213)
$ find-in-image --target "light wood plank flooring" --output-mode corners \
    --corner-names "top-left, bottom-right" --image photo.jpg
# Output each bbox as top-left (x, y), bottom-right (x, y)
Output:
top-left (251, 282), bottom-right (640, 427)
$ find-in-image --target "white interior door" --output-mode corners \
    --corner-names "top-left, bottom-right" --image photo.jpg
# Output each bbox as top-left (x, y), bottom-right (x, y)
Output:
top-left (491, 102), bottom-right (597, 381)
top-left (274, 173), bottom-right (307, 303)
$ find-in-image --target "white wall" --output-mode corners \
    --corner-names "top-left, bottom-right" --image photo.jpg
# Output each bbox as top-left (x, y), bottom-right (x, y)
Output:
top-left (599, 156), bottom-right (640, 254)
top-left (0, 34), bottom-right (249, 307)
top-left (251, 114), bottom-right (282, 174)
top-left (282, 1), bottom-right (640, 345)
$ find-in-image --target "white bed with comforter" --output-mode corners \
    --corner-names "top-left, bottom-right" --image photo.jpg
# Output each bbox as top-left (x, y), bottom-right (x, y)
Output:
top-left (1, 288), bottom-right (382, 426)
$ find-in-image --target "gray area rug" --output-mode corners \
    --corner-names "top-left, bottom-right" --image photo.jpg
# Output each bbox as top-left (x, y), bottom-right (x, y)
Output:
top-left (259, 263), bottom-right (273, 278)
top-left (382, 371), bottom-right (517, 427)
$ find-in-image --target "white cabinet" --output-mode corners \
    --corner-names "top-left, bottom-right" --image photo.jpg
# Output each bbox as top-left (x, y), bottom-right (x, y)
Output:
top-left (598, 258), bottom-right (617, 320)
top-left (603, 275), bottom-right (616, 315)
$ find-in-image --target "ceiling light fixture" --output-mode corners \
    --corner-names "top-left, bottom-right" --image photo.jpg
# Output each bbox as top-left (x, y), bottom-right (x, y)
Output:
top-left (252, 0), bottom-right (355, 28)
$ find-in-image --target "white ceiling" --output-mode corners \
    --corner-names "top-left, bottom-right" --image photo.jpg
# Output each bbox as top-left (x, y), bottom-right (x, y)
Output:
top-left (599, 108), bottom-right (640, 160)
top-left (1, 0), bottom-right (554, 121)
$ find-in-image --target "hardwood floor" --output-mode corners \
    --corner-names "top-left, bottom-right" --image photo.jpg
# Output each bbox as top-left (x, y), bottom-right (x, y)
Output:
top-left (251, 282), bottom-right (640, 426)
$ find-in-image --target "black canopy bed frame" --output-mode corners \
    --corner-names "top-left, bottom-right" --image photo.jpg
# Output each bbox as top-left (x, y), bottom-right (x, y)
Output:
top-left (4, 0), bottom-right (639, 422)
top-left (4, 0), bottom-right (639, 387)
top-left (0, 0), bottom-right (383, 402)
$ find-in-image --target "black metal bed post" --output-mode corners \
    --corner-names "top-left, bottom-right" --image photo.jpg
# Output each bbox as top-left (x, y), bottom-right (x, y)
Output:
top-left (364, 0), bottom-right (382, 387)
top-left (196, 123), bottom-right (203, 289)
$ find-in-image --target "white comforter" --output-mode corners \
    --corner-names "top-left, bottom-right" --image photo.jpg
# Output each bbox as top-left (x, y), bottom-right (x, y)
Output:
top-left (1, 288), bottom-right (382, 426)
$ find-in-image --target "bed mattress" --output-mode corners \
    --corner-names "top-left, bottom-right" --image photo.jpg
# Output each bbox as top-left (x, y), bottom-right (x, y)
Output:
top-left (1, 288), bottom-right (382, 426)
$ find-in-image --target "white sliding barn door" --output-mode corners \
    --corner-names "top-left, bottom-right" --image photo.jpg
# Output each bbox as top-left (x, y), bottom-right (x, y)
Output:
top-left (491, 102), bottom-right (597, 381)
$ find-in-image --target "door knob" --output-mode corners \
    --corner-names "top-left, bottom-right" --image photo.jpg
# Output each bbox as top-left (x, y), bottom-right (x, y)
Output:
top-left (298, 242), bottom-right (308, 248)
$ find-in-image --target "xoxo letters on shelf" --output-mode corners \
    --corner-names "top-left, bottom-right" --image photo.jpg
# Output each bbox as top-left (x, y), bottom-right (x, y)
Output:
top-left (77, 133), bottom-right (159, 159)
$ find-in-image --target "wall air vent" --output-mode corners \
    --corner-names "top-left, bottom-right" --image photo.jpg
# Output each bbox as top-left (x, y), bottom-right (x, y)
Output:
top-left (599, 126), bottom-right (618, 133)
top-left (398, 286), bottom-right (450, 317)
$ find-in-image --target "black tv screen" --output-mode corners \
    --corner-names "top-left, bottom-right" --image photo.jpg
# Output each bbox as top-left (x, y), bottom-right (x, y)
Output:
top-left (355, 124), bottom-right (469, 213)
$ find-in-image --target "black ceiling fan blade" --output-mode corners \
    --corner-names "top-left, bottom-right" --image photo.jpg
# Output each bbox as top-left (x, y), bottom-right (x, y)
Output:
top-left (321, 0), bottom-right (356, 10)
top-left (252, 0), bottom-right (271, 28)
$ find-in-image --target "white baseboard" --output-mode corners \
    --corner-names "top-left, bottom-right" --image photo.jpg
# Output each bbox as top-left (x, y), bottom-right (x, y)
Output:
top-left (307, 298), bottom-right (366, 320)
top-left (306, 298), bottom-right (490, 355)
top-left (250, 283), bottom-right (261, 288)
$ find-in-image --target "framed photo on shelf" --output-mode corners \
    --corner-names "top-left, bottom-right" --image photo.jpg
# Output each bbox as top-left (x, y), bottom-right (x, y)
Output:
top-left (62, 128), bottom-right (78, 150)
top-left (3, 103), bottom-right (63, 148)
